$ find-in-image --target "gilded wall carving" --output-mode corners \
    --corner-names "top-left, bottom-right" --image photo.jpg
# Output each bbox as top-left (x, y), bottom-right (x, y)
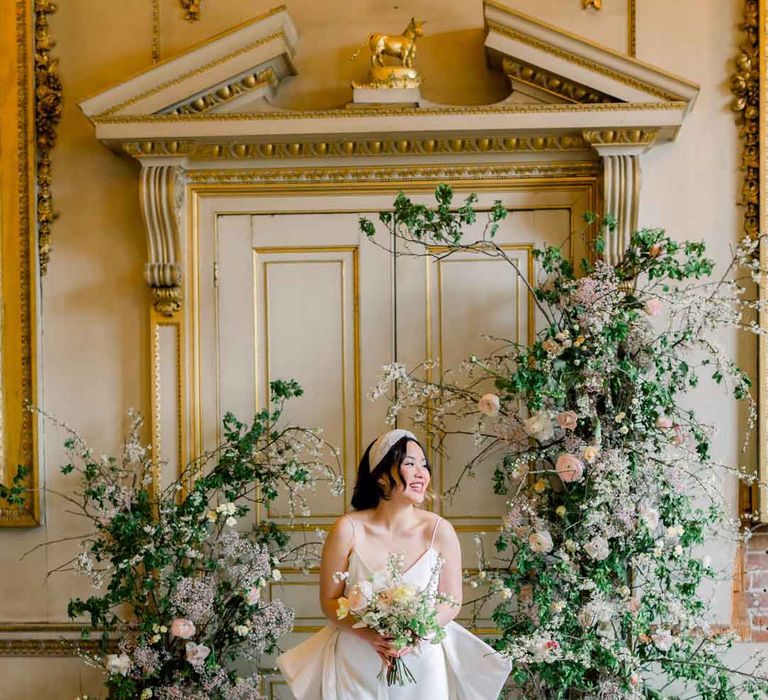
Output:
top-left (33, 0), bottom-right (61, 276)
top-left (0, 0), bottom-right (40, 526)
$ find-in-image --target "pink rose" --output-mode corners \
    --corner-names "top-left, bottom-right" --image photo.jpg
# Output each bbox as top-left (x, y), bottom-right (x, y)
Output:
top-left (644, 298), bottom-right (663, 316)
top-left (246, 586), bottom-right (261, 605)
top-left (672, 424), bottom-right (685, 445)
top-left (529, 531), bottom-right (554, 553)
top-left (185, 641), bottom-right (210, 667)
top-left (555, 453), bottom-right (584, 483)
top-left (656, 415), bottom-right (673, 430)
top-left (556, 411), bottom-right (578, 431)
top-left (346, 580), bottom-right (372, 613)
top-left (170, 618), bottom-right (196, 639)
top-left (478, 393), bottom-right (500, 417)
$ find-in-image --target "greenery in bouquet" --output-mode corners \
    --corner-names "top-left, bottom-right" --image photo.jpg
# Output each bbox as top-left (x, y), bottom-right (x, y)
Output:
top-left (42, 379), bottom-right (342, 700)
top-left (335, 552), bottom-right (456, 686)
top-left (360, 186), bottom-right (768, 699)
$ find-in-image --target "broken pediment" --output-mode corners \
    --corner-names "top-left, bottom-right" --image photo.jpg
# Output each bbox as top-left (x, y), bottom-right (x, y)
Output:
top-left (78, 0), bottom-right (699, 162)
top-left (79, 5), bottom-right (298, 119)
top-left (484, 0), bottom-right (699, 109)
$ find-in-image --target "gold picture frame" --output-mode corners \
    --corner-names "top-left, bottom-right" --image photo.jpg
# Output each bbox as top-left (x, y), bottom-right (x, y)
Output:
top-left (0, 0), bottom-right (42, 526)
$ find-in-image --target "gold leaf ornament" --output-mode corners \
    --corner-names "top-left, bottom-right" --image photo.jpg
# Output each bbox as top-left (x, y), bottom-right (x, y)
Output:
top-left (181, 0), bottom-right (202, 21)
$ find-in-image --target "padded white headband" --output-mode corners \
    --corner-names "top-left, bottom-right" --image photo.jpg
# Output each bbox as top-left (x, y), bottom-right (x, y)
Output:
top-left (368, 429), bottom-right (416, 472)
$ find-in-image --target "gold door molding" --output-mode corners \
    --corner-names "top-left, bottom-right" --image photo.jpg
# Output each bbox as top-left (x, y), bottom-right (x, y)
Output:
top-left (0, 0), bottom-right (42, 526)
top-left (731, 0), bottom-right (768, 522)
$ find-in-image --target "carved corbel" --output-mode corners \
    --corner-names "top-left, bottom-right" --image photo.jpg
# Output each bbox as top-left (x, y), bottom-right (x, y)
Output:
top-left (582, 129), bottom-right (659, 263)
top-left (139, 165), bottom-right (184, 316)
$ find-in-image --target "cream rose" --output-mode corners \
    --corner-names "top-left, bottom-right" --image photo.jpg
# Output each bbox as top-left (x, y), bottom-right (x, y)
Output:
top-left (524, 412), bottom-right (554, 441)
top-left (584, 535), bottom-right (610, 561)
top-left (529, 531), bottom-right (554, 553)
top-left (106, 653), bottom-right (131, 676)
top-left (478, 393), bottom-right (501, 417)
top-left (555, 453), bottom-right (585, 483)
top-left (582, 445), bottom-right (599, 463)
top-left (347, 580), bottom-right (373, 612)
top-left (170, 618), bottom-right (196, 639)
top-left (185, 641), bottom-right (211, 667)
top-left (556, 411), bottom-right (578, 431)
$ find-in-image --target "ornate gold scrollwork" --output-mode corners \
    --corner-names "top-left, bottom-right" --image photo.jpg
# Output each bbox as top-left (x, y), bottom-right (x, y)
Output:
top-left (583, 0), bottom-right (602, 9)
top-left (122, 134), bottom-right (590, 161)
top-left (33, 0), bottom-right (61, 275)
top-left (181, 0), bottom-right (202, 21)
top-left (582, 128), bottom-right (659, 146)
top-left (168, 68), bottom-right (278, 115)
top-left (731, 0), bottom-right (759, 240)
top-left (501, 57), bottom-right (616, 104)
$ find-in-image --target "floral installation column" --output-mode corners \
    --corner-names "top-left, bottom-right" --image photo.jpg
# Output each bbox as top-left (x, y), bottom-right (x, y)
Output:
top-left (361, 186), bottom-right (768, 699)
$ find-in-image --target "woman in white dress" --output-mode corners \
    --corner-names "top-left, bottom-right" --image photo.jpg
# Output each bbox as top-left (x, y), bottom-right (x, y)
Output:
top-left (277, 429), bottom-right (511, 699)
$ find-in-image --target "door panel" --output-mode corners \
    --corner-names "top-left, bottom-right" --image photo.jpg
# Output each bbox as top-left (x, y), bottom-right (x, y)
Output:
top-left (196, 187), bottom-right (589, 659)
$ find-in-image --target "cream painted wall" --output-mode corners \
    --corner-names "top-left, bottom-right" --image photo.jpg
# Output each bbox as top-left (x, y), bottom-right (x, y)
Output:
top-left (0, 0), bottom-right (749, 697)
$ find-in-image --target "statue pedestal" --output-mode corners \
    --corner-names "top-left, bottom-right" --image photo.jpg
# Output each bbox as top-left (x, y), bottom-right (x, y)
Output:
top-left (350, 85), bottom-right (421, 106)
top-left (349, 65), bottom-right (422, 107)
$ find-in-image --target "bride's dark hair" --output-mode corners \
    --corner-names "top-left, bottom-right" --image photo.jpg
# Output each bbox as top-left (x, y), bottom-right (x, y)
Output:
top-left (350, 435), bottom-right (431, 510)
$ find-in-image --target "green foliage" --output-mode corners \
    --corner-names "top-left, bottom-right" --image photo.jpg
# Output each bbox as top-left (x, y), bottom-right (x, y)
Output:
top-left (43, 381), bottom-right (340, 699)
top-left (367, 187), bottom-right (768, 699)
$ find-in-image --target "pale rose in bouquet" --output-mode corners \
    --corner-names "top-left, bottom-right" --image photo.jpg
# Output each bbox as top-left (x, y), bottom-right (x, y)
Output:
top-left (336, 553), bottom-right (457, 686)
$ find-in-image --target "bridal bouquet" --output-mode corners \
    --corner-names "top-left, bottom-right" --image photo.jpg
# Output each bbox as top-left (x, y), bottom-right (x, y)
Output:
top-left (335, 553), bottom-right (455, 686)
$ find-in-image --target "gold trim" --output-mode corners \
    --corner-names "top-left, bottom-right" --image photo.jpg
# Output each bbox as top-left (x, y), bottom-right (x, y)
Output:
top-left (732, 0), bottom-right (760, 241)
top-left (628, 0), bottom-right (637, 57)
top-left (186, 162), bottom-right (601, 187)
top-left (501, 56), bottom-right (616, 104)
top-left (583, 0), bottom-right (602, 9)
top-left (250, 247), bottom-right (359, 519)
top-left (429, 248), bottom-right (533, 520)
top-left (149, 308), bottom-right (186, 492)
top-left (94, 100), bottom-right (688, 124)
top-left (33, 0), bottom-right (61, 276)
top-left (124, 134), bottom-right (591, 160)
top-left (487, 20), bottom-right (680, 102)
top-left (582, 127), bottom-right (659, 146)
top-left (261, 259), bottom-right (347, 519)
top-left (151, 0), bottom-right (161, 64)
top-left (484, 0), bottom-right (699, 91)
top-left (759, 0), bottom-right (768, 526)
top-left (101, 32), bottom-right (286, 117)
top-left (167, 68), bottom-right (278, 115)
top-left (0, 0), bottom-right (40, 526)
top-left (78, 5), bottom-right (289, 104)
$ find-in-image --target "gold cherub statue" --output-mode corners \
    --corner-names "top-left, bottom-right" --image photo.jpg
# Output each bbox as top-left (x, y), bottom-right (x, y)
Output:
top-left (351, 18), bottom-right (425, 89)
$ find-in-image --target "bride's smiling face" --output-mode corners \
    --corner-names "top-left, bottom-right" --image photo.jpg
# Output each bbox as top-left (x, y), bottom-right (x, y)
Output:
top-left (394, 441), bottom-right (430, 505)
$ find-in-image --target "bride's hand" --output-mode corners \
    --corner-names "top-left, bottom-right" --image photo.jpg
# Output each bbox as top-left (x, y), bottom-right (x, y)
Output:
top-left (353, 627), bottom-right (399, 659)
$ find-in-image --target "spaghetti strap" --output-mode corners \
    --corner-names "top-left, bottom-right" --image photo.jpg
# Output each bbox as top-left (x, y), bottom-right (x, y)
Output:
top-left (343, 513), bottom-right (356, 549)
top-left (429, 516), bottom-right (442, 548)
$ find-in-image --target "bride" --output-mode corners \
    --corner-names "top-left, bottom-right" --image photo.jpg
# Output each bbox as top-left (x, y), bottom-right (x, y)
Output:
top-left (277, 429), bottom-right (512, 699)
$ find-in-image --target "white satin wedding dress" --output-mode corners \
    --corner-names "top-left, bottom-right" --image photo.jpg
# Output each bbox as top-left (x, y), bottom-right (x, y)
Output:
top-left (277, 517), bottom-right (512, 699)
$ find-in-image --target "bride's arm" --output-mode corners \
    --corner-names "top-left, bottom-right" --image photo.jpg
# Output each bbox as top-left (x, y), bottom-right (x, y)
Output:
top-left (435, 518), bottom-right (463, 626)
top-left (319, 516), bottom-right (400, 659)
